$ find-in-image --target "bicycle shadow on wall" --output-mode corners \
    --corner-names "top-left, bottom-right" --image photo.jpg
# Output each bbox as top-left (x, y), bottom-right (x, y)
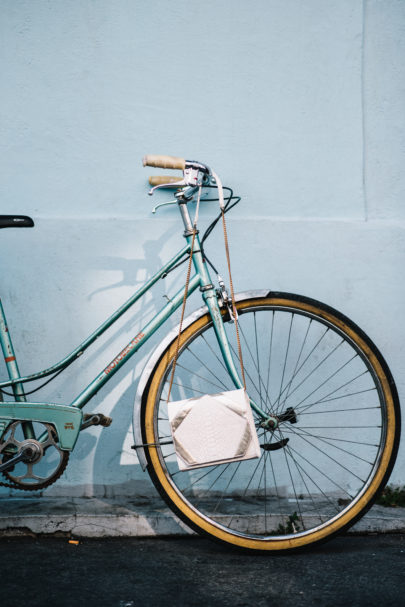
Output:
top-left (79, 224), bottom-right (186, 378)
top-left (74, 225), bottom-right (191, 497)
top-left (87, 229), bottom-right (177, 300)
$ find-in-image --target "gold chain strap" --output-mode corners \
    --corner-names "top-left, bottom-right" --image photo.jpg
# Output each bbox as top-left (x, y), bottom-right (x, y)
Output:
top-left (220, 207), bottom-right (246, 390)
top-left (166, 227), bottom-right (197, 404)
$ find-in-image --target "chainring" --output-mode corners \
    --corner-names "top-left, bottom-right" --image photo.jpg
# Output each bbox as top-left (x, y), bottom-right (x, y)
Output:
top-left (0, 421), bottom-right (70, 491)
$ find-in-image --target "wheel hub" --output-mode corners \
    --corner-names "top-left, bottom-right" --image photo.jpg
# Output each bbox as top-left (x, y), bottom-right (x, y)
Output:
top-left (259, 415), bottom-right (278, 430)
top-left (259, 407), bottom-right (298, 431)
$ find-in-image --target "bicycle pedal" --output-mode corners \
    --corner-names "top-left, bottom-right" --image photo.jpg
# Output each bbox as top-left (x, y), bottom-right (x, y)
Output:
top-left (82, 413), bottom-right (112, 429)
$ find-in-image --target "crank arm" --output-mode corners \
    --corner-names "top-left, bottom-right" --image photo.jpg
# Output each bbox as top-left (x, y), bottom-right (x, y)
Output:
top-left (0, 449), bottom-right (27, 473)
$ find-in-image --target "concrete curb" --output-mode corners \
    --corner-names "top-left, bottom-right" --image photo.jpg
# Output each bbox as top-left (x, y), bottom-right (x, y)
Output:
top-left (0, 497), bottom-right (190, 537)
top-left (1, 497), bottom-right (405, 538)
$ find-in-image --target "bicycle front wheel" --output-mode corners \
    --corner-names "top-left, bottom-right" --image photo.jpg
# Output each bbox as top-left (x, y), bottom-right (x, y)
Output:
top-left (141, 293), bottom-right (400, 551)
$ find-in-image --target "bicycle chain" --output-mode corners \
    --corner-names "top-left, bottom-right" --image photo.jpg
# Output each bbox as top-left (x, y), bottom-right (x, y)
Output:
top-left (0, 477), bottom-right (23, 490)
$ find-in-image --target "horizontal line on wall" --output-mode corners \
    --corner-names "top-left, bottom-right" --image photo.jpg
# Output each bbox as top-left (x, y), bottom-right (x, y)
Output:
top-left (28, 215), bottom-right (405, 226)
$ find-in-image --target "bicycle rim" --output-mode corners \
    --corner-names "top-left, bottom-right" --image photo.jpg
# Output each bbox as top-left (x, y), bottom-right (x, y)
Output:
top-left (142, 293), bottom-right (400, 551)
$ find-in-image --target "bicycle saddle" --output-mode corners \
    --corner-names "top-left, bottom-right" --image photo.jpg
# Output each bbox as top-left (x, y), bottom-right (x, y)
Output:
top-left (0, 215), bottom-right (34, 229)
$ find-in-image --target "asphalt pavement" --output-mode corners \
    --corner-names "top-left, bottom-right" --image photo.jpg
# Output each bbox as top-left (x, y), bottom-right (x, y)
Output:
top-left (2, 534), bottom-right (405, 607)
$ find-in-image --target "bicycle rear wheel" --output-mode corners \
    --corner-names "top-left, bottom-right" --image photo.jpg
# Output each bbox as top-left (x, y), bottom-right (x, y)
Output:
top-left (140, 293), bottom-right (400, 551)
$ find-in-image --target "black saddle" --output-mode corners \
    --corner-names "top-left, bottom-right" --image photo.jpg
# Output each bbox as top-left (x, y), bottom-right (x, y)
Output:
top-left (0, 215), bottom-right (34, 229)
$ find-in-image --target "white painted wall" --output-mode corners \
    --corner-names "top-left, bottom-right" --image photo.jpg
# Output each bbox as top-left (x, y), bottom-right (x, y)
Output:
top-left (0, 0), bottom-right (404, 496)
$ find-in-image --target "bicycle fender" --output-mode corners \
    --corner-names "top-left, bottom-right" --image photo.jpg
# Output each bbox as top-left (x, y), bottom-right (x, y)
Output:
top-left (0, 402), bottom-right (83, 450)
top-left (133, 290), bottom-right (270, 471)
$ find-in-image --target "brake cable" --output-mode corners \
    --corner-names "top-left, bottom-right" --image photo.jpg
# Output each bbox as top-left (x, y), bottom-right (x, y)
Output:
top-left (161, 185), bottom-right (241, 278)
top-left (0, 362), bottom-right (73, 398)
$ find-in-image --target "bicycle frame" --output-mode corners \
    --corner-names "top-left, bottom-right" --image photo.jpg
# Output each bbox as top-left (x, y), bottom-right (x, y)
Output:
top-left (0, 214), bottom-right (269, 445)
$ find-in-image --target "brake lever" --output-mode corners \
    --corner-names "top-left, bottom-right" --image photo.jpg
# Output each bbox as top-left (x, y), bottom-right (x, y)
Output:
top-left (148, 180), bottom-right (186, 196)
top-left (151, 200), bottom-right (178, 214)
top-left (148, 167), bottom-right (201, 196)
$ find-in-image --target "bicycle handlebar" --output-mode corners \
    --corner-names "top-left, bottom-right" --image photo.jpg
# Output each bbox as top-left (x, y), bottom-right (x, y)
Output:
top-left (143, 155), bottom-right (211, 197)
top-left (143, 154), bottom-right (186, 170)
top-left (149, 175), bottom-right (183, 186)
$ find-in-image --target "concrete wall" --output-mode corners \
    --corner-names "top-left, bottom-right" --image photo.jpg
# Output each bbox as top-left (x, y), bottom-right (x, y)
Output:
top-left (0, 0), bottom-right (404, 496)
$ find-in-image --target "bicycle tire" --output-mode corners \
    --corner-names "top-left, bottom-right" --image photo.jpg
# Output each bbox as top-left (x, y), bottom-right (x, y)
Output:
top-left (140, 292), bottom-right (400, 551)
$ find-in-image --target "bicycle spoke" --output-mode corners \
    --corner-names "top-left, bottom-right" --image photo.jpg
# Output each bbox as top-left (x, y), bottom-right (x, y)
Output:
top-left (285, 424), bottom-right (366, 482)
top-left (281, 428), bottom-right (379, 447)
top-left (212, 461), bottom-right (243, 515)
top-left (168, 382), bottom-right (210, 397)
top-left (280, 337), bottom-right (345, 406)
top-left (175, 362), bottom-right (228, 392)
top-left (295, 368), bottom-right (368, 413)
top-left (274, 314), bottom-right (294, 415)
top-left (287, 444), bottom-right (353, 499)
top-left (200, 333), bottom-right (230, 376)
top-left (265, 311), bottom-right (275, 406)
top-left (254, 312), bottom-right (264, 410)
top-left (268, 437), bottom-right (284, 516)
top-left (185, 346), bottom-right (230, 390)
top-left (279, 428), bottom-right (326, 526)
top-left (278, 317), bottom-right (312, 412)
top-left (273, 326), bottom-right (330, 407)
top-left (295, 387), bottom-right (377, 410)
top-left (229, 341), bottom-right (271, 413)
top-left (278, 427), bottom-right (305, 531)
top-left (286, 423), bottom-right (375, 466)
top-left (297, 425), bottom-right (380, 429)
top-left (195, 463), bottom-right (232, 504)
top-left (239, 324), bottom-right (272, 410)
top-left (283, 442), bottom-right (341, 515)
top-left (299, 405), bottom-right (380, 415)
top-left (263, 450), bottom-right (268, 534)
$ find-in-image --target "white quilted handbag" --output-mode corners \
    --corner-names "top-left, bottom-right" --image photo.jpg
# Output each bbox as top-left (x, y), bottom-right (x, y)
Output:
top-left (168, 388), bottom-right (261, 471)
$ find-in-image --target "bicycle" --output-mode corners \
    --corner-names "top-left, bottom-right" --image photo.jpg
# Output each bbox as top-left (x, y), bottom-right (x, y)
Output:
top-left (0, 155), bottom-right (400, 552)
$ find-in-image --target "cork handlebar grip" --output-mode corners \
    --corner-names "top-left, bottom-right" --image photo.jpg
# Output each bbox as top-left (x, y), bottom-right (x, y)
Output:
top-left (142, 154), bottom-right (186, 170)
top-left (149, 175), bottom-right (183, 186)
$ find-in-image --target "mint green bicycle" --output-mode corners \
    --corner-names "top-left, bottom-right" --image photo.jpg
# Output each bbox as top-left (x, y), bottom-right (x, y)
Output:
top-left (0, 155), bottom-right (400, 551)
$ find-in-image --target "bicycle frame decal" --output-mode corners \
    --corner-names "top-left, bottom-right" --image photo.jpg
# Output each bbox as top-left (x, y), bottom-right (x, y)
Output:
top-left (104, 332), bottom-right (145, 375)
